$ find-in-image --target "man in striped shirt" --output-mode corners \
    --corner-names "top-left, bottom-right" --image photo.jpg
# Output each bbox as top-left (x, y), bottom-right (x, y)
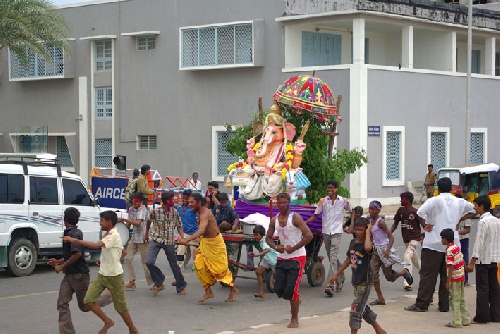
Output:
top-left (467, 195), bottom-right (500, 324)
top-left (441, 228), bottom-right (470, 328)
top-left (145, 192), bottom-right (187, 296)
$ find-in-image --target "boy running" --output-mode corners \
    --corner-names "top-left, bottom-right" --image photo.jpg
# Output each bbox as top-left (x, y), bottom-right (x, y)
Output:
top-left (329, 217), bottom-right (386, 334)
top-left (368, 201), bottom-right (412, 305)
top-left (62, 210), bottom-right (139, 334)
top-left (391, 192), bottom-right (421, 291)
top-left (49, 207), bottom-right (111, 334)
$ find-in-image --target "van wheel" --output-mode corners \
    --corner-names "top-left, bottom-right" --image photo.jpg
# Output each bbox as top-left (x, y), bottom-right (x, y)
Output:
top-left (493, 206), bottom-right (500, 218)
top-left (7, 238), bottom-right (37, 277)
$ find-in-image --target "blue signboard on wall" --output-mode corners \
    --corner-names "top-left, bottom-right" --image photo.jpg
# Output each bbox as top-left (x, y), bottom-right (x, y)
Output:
top-left (91, 177), bottom-right (127, 209)
top-left (368, 126), bottom-right (380, 137)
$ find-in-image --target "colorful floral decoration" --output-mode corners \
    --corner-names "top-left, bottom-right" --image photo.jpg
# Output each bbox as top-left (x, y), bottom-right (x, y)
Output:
top-left (280, 143), bottom-right (295, 179)
top-left (227, 161), bottom-right (248, 172)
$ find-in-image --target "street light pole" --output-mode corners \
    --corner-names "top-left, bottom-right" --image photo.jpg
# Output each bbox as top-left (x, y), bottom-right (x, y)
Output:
top-left (465, 0), bottom-right (472, 164)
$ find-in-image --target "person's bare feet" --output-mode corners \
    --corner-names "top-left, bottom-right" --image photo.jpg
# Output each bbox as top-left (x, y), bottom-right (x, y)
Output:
top-left (98, 319), bottom-right (114, 334)
top-left (287, 317), bottom-right (299, 328)
top-left (254, 293), bottom-right (264, 298)
top-left (225, 286), bottom-right (239, 302)
top-left (198, 289), bottom-right (214, 302)
top-left (129, 328), bottom-right (140, 334)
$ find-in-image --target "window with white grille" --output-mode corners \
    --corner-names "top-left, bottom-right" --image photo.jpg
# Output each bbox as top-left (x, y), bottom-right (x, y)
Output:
top-left (95, 138), bottom-right (112, 167)
top-left (10, 45), bottom-right (64, 79)
top-left (96, 87), bottom-right (112, 119)
top-left (138, 135), bottom-right (157, 150)
top-left (137, 36), bottom-right (156, 51)
top-left (470, 128), bottom-right (487, 164)
top-left (57, 136), bottom-right (73, 167)
top-left (428, 127), bottom-right (449, 172)
top-left (95, 40), bottom-right (112, 72)
top-left (211, 126), bottom-right (238, 181)
top-left (382, 126), bottom-right (405, 186)
top-left (181, 22), bottom-right (254, 69)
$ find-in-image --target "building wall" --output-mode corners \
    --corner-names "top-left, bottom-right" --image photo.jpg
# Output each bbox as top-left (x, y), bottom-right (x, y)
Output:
top-left (367, 68), bottom-right (500, 199)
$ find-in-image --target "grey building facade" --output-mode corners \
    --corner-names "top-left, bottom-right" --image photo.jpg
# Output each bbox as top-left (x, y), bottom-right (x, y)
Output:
top-left (1, 0), bottom-right (500, 205)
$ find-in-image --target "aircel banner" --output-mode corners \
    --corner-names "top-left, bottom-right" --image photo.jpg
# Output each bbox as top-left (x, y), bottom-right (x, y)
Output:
top-left (91, 177), bottom-right (127, 209)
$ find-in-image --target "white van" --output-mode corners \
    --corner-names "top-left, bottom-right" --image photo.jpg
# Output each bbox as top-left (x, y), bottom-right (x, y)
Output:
top-left (0, 155), bottom-right (106, 276)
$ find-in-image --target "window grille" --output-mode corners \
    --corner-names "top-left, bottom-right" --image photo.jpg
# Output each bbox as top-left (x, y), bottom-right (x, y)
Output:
top-left (95, 40), bottom-right (112, 72)
top-left (385, 131), bottom-right (400, 180)
top-left (181, 23), bottom-right (253, 68)
top-left (95, 138), bottom-right (112, 167)
top-left (137, 36), bottom-right (156, 51)
top-left (216, 131), bottom-right (237, 177)
top-left (302, 32), bottom-right (342, 67)
top-left (10, 45), bottom-right (64, 79)
top-left (430, 132), bottom-right (447, 171)
top-left (57, 136), bottom-right (73, 167)
top-left (138, 135), bottom-right (157, 150)
top-left (470, 132), bottom-right (484, 164)
top-left (96, 87), bottom-right (112, 119)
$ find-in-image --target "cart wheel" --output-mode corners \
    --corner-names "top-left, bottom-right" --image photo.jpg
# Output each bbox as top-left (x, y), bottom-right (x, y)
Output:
top-left (264, 269), bottom-right (275, 293)
top-left (306, 262), bottom-right (325, 287)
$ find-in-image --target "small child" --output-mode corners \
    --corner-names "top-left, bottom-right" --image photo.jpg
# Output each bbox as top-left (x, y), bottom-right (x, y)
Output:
top-left (441, 228), bottom-right (470, 328)
top-left (344, 206), bottom-right (363, 237)
top-left (368, 201), bottom-right (412, 305)
top-left (63, 210), bottom-right (139, 334)
top-left (329, 218), bottom-right (386, 334)
top-left (249, 225), bottom-right (279, 298)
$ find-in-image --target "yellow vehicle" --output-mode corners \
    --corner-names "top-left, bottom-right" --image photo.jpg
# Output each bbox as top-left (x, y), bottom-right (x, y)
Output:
top-left (434, 163), bottom-right (500, 216)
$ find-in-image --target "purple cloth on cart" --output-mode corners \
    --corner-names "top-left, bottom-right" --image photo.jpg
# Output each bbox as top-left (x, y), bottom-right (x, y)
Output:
top-left (234, 200), bottom-right (323, 234)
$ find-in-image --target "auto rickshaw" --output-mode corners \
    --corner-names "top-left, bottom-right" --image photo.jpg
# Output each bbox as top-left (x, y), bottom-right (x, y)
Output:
top-left (434, 163), bottom-right (500, 216)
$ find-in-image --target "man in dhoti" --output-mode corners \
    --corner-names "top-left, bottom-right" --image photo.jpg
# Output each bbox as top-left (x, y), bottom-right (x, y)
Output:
top-left (177, 192), bottom-right (238, 302)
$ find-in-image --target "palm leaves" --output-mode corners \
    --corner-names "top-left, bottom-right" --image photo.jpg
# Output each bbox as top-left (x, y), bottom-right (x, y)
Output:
top-left (0, 0), bottom-right (69, 64)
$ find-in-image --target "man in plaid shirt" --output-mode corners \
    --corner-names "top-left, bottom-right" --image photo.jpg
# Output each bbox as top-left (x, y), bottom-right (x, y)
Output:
top-left (145, 192), bottom-right (187, 296)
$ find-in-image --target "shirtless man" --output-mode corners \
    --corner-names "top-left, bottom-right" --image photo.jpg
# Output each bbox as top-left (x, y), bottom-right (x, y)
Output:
top-left (177, 192), bottom-right (238, 303)
top-left (266, 193), bottom-right (313, 328)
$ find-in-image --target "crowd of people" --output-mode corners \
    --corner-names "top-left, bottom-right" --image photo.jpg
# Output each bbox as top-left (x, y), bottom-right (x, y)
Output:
top-left (48, 164), bottom-right (500, 333)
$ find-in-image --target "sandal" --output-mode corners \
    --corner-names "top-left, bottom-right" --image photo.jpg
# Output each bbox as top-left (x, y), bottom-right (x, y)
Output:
top-left (404, 304), bottom-right (426, 312)
top-left (370, 299), bottom-right (386, 305)
top-left (324, 286), bottom-right (334, 297)
top-left (335, 280), bottom-right (344, 292)
top-left (403, 270), bottom-right (414, 285)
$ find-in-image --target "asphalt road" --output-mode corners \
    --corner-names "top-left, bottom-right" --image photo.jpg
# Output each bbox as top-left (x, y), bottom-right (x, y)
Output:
top-left (0, 218), bottom-right (479, 334)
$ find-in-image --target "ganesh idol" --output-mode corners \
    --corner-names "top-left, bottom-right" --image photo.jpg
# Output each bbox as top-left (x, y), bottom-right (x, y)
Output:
top-left (238, 103), bottom-right (307, 200)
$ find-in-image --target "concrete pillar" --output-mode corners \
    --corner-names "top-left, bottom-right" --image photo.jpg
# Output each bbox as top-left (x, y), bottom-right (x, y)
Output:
top-left (485, 37), bottom-right (496, 76)
top-left (450, 31), bottom-right (457, 72)
top-left (78, 76), bottom-right (89, 185)
top-left (349, 63), bottom-right (368, 202)
top-left (402, 26), bottom-right (413, 69)
top-left (352, 18), bottom-right (365, 65)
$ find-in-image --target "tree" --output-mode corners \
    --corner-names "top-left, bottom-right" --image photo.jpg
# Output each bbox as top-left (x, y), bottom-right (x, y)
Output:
top-left (0, 0), bottom-right (69, 64)
top-left (226, 106), bottom-right (367, 204)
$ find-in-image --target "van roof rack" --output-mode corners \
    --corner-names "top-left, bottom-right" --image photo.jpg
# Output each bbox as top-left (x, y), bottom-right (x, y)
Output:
top-left (0, 153), bottom-right (62, 176)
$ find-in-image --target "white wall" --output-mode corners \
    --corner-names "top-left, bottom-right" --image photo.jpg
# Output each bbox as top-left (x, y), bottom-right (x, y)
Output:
top-left (414, 29), bottom-right (453, 71)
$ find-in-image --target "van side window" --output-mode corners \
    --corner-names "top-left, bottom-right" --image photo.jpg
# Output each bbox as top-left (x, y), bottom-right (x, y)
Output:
top-left (0, 174), bottom-right (25, 203)
top-left (30, 176), bottom-right (58, 204)
top-left (62, 179), bottom-right (92, 206)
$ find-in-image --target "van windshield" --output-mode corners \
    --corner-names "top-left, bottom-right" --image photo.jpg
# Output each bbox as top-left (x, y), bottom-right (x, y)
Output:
top-left (490, 171), bottom-right (500, 191)
top-left (437, 170), bottom-right (460, 186)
